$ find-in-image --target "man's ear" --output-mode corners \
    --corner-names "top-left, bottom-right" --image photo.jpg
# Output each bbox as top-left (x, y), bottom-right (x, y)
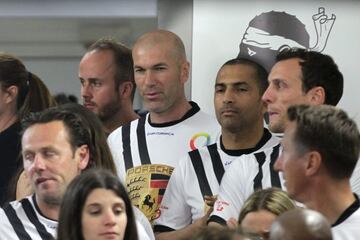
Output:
top-left (118, 81), bottom-right (133, 98)
top-left (4, 85), bottom-right (18, 104)
top-left (304, 151), bottom-right (322, 177)
top-left (307, 86), bottom-right (325, 105)
top-left (180, 61), bottom-right (190, 84)
top-left (77, 144), bottom-right (90, 170)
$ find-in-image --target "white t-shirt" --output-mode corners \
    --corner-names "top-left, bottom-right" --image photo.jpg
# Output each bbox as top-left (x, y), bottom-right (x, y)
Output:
top-left (209, 143), bottom-right (284, 225)
top-left (332, 196), bottom-right (360, 240)
top-left (154, 129), bottom-right (280, 232)
top-left (108, 102), bottom-right (220, 222)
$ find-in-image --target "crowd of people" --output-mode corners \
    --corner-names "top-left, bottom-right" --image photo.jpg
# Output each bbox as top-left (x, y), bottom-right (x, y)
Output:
top-left (0, 28), bottom-right (359, 240)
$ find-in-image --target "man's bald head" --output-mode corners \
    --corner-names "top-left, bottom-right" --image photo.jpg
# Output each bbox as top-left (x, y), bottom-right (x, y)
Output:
top-left (270, 208), bottom-right (332, 240)
top-left (133, 29), bottom-right (187, 64)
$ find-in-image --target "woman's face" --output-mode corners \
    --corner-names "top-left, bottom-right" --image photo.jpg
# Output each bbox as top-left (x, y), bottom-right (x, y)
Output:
top-left (241, 209), bottom-right (277, 240)
top-left (82, 188), bottom-right (127, 240)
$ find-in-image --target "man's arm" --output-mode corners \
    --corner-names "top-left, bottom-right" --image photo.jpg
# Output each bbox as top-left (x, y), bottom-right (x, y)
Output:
top-left (207, 159), bottom-right (249, 226)
top-left (155, 205), bottom-right (212, 240)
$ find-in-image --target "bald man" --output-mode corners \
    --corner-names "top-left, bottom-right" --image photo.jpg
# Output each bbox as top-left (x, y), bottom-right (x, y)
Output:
top-left (108, 30), bottom-right (219, 222)
top-left (270, 208), bottom-right (332, 240)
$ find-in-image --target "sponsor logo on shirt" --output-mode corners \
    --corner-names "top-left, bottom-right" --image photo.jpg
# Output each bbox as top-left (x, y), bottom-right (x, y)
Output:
top-left (189, 132), bottom-right (211, 150)
top-left (215, 200), bottom-right (230, 212)
top-left (147, 132), bottom-right (174, 136)
top-left (126, 164), bottom-right (174, 222)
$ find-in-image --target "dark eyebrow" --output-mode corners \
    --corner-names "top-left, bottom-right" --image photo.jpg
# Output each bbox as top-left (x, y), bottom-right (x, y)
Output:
top-left (88, 78), bottom-right (101, 82)
top-left (153, 63), bottom-right (168, 68)
top-left (215, 82), bottom-right (226, 88)
top-left (215, 81), bottom-right (249, 87)
top-left (233, 81), bottom-right (249, 87)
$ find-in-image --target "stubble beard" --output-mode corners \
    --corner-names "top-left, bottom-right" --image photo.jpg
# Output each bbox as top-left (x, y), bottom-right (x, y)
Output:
top-left (98, 98), bottom-right (122, 123)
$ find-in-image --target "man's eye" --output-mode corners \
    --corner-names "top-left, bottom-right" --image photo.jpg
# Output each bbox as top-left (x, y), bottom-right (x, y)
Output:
top-left (91, 81), bottom-right (101, 87)
top-left (155, 67), bottom-right (166, 71)
top-left (237, 88), bottom-right (248, 92)
top-left (44, 151), bottom-right (55, 158)
top-left (23, 153), bottom-right (34, 162)
top-left (215, 88), bottom-right (224, 93)
top-left (135, 68), bottom-right (145, 73)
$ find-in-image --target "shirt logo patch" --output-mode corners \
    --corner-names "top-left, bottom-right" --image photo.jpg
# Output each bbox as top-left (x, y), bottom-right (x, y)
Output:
top-left (126, 164), bottom-right (174, 222)
top-left (215, 200), bottom-right (230, 212)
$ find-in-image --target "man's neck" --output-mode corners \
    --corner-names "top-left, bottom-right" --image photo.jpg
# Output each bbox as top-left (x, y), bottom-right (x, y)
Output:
top-left (103, 110), bottom-right (139, 135)
top-left (149, 99), bottom-right (191, 124)
top-left (221, 122), bottom-right (264, 150)
top-left (36, 197), bottom-right (60, 221)
top-left (305, 179), bottom-right (355, 225)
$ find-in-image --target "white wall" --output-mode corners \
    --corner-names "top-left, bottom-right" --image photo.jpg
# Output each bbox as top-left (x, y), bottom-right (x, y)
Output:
top-left (158, 0), bottom-right (193, 100)
top-left (192, 0), bottom-right (360, 126)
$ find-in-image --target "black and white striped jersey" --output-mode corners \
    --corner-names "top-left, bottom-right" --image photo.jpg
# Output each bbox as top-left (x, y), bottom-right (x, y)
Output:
top-left (108, 102), bottom-right (220, 221)
top-left (154, 129), bottom-right (280, 232)
top-left (332, 195), bottom-right (360, 240)
top-left (0, 195), bottom-right (155, 240)
top-left (208, 142), bottom-right (284, 225)
top-left (208, 148), bottom-right (360, 226)
top-left (0, 195), bottom-right (56, 240)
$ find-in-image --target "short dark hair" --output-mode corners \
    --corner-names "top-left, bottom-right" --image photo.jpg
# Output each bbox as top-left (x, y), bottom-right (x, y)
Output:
top-left (287, 104), bottom-right (360, 179)
top-left (21, 104), bottom-right (117, 174)
top-left (222, 58), bottom-right (268, 95)
top-left (276, 48), bottom-right (343, 106)
top-left (57, 169), bottom-right (138, 240)
top-left (88, 37), bottom-right (136, 100)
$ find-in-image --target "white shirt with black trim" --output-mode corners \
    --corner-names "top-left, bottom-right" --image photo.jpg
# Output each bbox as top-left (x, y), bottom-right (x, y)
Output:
top-left (209, 150), bottom-right (360, 226)
top-left (108, 102), bottom-right (220, 221)
top-left (208, 143), bottom-right (284, 225)
top-left (332, 195), bottom-right (360, 240)
top-left (154, 129), bottom-right (280, 232)
top-left (0, 195), bottom-right (153, 240)
top-left (0, 195), bottom-right (57, 240)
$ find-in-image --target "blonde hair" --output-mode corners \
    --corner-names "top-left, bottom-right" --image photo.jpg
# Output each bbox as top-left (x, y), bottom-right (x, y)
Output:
top-left (238, 188), bottom-right (296, 224)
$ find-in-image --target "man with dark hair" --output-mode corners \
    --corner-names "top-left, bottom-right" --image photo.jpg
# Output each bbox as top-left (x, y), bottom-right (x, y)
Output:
top-left (108, 30), bottom-right (219, 222)
top-left (79, 37), bottom-right (139, 135)
top-left (154, 58), bottom-right (280, 239)
top-left (263, 48), bottom-right (343, 133)
top-left (0, 107), bottom-right (152, 240)
top-left (275, 104), bottom-right (360, 239)
top-left (209, 48), bottom-right (360, 227)
top-left (0, 108), bottom-right (90, 239)
top-left (270, 208), bottom-right (333, 240)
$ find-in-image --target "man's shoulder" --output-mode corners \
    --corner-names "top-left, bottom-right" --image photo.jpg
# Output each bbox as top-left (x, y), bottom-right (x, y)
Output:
top-left (108, 116), bottom-right (143, 141)
top-left (0, 196), bottom-right (58, 239)
top-left (2, 198), bottom-right (26, 213)
top-left (332, 208), bottom-right (360, 240)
